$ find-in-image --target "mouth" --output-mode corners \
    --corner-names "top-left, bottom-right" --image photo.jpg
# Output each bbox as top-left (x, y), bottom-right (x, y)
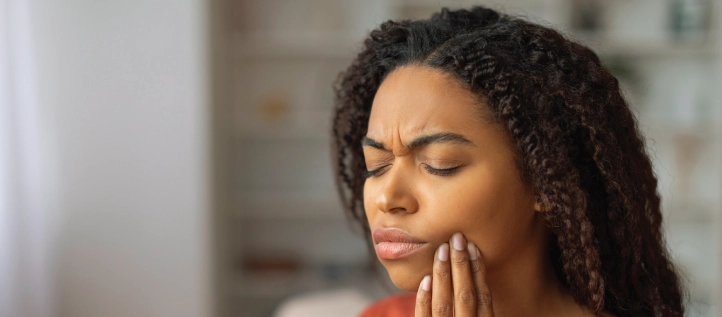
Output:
top-left (372, 227), bottom-right (428, 260)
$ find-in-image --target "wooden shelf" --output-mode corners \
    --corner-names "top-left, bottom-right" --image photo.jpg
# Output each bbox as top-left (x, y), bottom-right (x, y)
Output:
top-left (233, 110), bottom-right (334, 140)
top-left (638, 115), bottom-right (721, 142)
top-left (570, 30), bottom-right (719, 59)
top-left (232, 266), bottom-right (378, 299)
top-left (662, 198), bottom-right (720, 224)
top-left (232, 31), bottom-right (361, 60)
top-left (234, 190), bottom-right (346, 220)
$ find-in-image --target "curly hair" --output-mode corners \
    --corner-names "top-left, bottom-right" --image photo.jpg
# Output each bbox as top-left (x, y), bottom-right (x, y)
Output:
top-left (331, 6), bottom-right (685, 317)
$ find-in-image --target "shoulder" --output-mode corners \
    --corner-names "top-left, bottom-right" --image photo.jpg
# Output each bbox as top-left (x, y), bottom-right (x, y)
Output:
top-left (358, 292), bottom-right (416, 317)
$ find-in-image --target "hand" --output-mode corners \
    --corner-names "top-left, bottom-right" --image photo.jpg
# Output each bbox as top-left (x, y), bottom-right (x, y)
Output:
top-left (415, 232), bottom-right (494, 317)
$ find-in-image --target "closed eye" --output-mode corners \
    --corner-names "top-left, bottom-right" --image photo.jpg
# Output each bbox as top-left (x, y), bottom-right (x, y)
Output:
top-left (365, 166), bottom-right (389, 179)
top-left (365, 164), bottom-right (462, 178)
top-left (424, 165), bottom-right (461, 176)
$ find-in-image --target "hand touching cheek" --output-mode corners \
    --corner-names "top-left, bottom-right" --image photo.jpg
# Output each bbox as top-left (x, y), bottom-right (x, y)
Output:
top-left (415, 233), bottom-right (495, 317)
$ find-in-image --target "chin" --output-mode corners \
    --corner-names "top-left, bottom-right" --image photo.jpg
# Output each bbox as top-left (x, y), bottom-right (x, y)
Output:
top-left (382, 259), bottom-right (433, 292)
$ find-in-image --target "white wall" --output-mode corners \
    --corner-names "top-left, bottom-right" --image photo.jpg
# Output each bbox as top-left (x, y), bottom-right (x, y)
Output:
top-left (1, 0), bottom-right (215, 317)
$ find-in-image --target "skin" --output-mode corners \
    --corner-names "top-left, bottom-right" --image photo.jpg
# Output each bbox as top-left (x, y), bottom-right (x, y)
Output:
top-left (362, 65), bottom-right (608, 316)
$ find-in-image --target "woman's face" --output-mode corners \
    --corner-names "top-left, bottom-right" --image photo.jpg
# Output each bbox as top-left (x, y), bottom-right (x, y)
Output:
top-left (362, 65), bottom-right (543, 291)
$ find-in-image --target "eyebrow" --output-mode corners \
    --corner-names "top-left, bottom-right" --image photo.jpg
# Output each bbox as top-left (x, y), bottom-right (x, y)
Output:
top-left (361, 132), bottom-right (475, 151)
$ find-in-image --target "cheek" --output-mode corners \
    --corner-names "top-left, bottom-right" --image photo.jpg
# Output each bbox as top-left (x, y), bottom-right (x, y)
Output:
top-left (362, 182), bottom-right (377, 222)
top-left (418, 165), bottom-right (534, 262)
top-left (417, 179), bottom-right (497, 242)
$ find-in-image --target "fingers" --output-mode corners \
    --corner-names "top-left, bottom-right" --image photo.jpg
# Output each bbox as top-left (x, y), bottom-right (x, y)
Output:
top-left (450, 233), bottom-right (476, 317)
top-left (415, 234), bottom-right (494, 317)
top-left (432, 243), bottom-right (453, 317)
top-left (468, 241), bottom-right (494, 317)
top-left (415, 275), bottom-right (432, 317)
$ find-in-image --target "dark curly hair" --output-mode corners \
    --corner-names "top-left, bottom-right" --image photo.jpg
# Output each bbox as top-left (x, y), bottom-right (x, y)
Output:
top-left (331, 6), bottom-right (685, 317)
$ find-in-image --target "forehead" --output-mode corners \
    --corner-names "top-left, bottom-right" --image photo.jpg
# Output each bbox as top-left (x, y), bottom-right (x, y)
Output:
top-left (367, 66), bottom-right (491, 139)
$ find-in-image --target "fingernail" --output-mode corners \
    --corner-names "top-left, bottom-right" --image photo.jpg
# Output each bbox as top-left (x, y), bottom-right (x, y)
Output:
top-left (437, 243), bottom-right (449, 261)
top-left (452, 232), bottom-right (466, 251)
top-left (467, 241), bottom-right (478, 260)
top-left (421, 275), bottom-right (431, 291)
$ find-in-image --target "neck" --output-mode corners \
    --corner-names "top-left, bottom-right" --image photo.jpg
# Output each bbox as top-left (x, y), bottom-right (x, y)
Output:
top-left (485, 216), bottom-right (580, 317)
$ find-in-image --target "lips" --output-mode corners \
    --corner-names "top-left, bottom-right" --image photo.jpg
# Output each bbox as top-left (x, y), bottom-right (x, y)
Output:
top-left (372, 227), bottom-right (427, 260)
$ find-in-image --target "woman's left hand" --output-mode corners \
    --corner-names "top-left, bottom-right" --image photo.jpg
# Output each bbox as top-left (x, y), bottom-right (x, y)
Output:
top-left (415, 232), bottom-right (495, 317)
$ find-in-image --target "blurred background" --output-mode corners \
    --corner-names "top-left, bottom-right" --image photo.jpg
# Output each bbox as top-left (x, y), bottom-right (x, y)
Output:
top-left (1, 0), bottom-right (720, 316)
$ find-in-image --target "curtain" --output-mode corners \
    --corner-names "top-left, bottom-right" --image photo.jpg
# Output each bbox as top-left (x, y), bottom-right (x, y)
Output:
top-left (0, 1), bottom-right (57, 316)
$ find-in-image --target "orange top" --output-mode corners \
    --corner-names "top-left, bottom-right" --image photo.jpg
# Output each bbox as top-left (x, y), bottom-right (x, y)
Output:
top-left (358, 293), bottom-right (416, 317)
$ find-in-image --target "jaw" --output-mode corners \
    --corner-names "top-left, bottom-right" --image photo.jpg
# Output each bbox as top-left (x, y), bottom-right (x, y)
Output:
top-left (381, 256), bottom-right (434, 292)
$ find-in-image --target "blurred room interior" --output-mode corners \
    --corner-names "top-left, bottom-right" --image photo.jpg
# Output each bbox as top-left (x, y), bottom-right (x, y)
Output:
top-left (221, 0), bottom-right (722, 316)
top-left (1, 0), bottom-right (721, 317)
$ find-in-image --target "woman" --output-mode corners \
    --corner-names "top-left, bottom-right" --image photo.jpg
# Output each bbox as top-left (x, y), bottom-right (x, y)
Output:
top-left (331, 6), bottom-right (685, 317)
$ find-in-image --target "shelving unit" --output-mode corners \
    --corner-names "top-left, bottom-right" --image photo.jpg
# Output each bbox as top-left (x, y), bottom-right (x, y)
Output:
top-left (219, 1), bottom-right (722, 316)
top-left (233, 190), bottom-right (345, 220)
top-left (232, 110), bottom-right (333, 140)
top-left (223, 2), bottom-right (380, 314)
top-left (571, 31), bottom-right (719, 58)
top-left (233, 31), bottom-right (362, 60)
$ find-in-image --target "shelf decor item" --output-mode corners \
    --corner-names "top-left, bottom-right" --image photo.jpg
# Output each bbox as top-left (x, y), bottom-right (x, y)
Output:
top-left (570, 0), bottom-right (605, 31)
top-left (672, 132), bottom-right (703, 199)
top-left (669, 0), bottom-right (711, 43)
top-left (259, 91), bottom-right (291, 124)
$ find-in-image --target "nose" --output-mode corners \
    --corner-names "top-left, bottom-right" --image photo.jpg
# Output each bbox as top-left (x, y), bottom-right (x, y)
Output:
top-left (374, 161), bottom-right (419, 215)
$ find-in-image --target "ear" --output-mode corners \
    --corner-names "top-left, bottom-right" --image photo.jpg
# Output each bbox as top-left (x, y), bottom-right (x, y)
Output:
top-left (534, 201), bottom-right (544, 212)
top-left (534, 194), bottom-right (549, 213)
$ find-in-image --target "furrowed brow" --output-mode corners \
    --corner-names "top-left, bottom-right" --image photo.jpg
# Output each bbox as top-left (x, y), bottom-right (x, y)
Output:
top-left (361, 132), bottom-right (474, 151)
top-left (407, 133), bottom-right (474, 149)
top-left (361, 136), bottom-right (387, 150)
